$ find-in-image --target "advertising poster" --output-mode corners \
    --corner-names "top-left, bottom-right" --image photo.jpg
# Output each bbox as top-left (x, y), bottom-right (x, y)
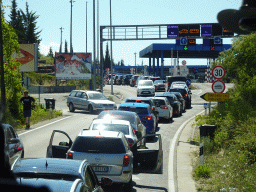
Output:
top-left (12, 44), bottom-right (38, 72)
top-left (55, 52), bottom-right (92, 80)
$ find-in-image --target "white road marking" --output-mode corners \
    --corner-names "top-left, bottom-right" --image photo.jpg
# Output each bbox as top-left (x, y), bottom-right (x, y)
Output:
top-left (168, 110), bottom-right (204, 192)
top-left (132, 175), bottom-right (141, 180)
top-left (19, 115), bottom-right (74, 136)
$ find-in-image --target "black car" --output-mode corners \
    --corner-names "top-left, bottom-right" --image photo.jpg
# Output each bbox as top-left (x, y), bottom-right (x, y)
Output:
top-left (96, 110), bottom-right (147, 142)
top-left (125, 97), bottom-right (159, 125)
top-left (165, 76), bottom-right (187, 91)
top-left (169, 86), bottom-right (192, 109)
top-left (130, 75), bottom-right (140, 87)
top-left (116, 75), bottom-right (124, 85)
top-left (149, 76), bottom-right (161, 83)
top-left (154, 80), bottom-right (166, 92)
top-left (3, 124), bottom-right (24, 166)
top-left (122, 74), bottom-right (133, 85)
top-left (155, 93), bottom-right (182, 117)
top-left (169, 91), bottom-right (186, 112)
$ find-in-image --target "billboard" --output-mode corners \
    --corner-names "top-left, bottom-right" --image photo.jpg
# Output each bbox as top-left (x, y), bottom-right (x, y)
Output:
top-left (12, 44), bottom-right (38, 72)
top-left (55, 52), bottom-right (92, 80)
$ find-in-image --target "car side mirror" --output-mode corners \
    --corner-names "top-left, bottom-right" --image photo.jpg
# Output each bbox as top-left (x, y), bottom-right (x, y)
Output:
top-left (101, 177), bottom-right (113, 186)
top-left (8, 138), bottom-right (19, 144)
top-left (59, 142), bottom-right (69, 146)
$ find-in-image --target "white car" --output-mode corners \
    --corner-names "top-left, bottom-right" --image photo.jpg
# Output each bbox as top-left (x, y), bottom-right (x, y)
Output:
top-left (137, 80), bottom-right (155, 97)
top-left (67, 90), bottom-right (117, 113)
top-left (89, 119), bottom-right (138, 147)
top-left (170, 81), bottom-right (189, 90)
top-left (152, 97), bottom-right (173, 122)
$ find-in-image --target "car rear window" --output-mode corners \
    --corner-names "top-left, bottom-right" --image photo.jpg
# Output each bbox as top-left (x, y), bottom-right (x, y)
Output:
top-left (119, 107), bottom-right (149, 115)
top-left (71, 137), bottom-right (126, 154)
top-left (97, 112), bottom-right (136, 124)
top-left (92, 124), bottom-right (129, 135)
top-left (153, 99), bottom-right (166, 106)
top-left (126, 99), bottom-right (152, 106)
top-left (169, 89), bottom-right (187, 96)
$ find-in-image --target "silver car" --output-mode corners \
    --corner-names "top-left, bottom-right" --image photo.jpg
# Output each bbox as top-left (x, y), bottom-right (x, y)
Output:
top-left (89, 119), bottom-right (138, 147)
top-left (67, 90), bottom-right (117, 113)
top-left (47, 130), bottom-right (164, 191)
top-left (137, 80), bottom-right (155, 97)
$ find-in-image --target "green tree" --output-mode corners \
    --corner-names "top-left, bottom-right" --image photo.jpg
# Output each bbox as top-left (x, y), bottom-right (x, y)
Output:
top-left (40, 55), bottom-right (54, 65)
top-left (1, 10), bottom-right (24, 123)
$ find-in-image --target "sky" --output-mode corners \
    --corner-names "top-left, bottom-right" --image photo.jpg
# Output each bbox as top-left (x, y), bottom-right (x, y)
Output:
top-left (3, 0), bottom-right (242, 66)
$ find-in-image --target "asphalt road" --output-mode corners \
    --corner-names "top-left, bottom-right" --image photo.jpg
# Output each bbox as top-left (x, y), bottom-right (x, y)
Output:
top-left (20, 83), bottom-right (233, 191)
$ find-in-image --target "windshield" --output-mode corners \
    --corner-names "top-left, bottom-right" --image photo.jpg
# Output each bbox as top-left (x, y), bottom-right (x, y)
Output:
top-left (87, 93), bottom-right (107, 100)
top-left (154, 80), bottom-right (165, 84)
top-left (71, 137), bottom-right (126, 154)
top-left (15, 173), bottom-right (79, 181)
top-left (138, 81), bottom-right (153, 86)
top-left (92, 124), bottom-right (129, 135)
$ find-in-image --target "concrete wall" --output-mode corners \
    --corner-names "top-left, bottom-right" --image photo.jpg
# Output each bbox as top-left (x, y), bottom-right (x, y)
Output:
top-left (28, 86), bottom-right (76, 94)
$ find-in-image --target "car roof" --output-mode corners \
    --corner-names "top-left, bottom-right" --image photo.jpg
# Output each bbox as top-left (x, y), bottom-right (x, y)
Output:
top-left (138, 80), bottom-right (153, 82)
top-left (119, 102), bottom-right (150, 108)
top-left (156, 93), bottom-right (175, 97)
top-left (71, 90), bottom-right (100, 94)
top-left (98, 110), bottom-right (137, 116)
top-left (79, 130), bottom-right (124, 138)
top-left (92, 119), bottom-right (131, 126)
top-left (12, 158), bottom-right (88, 176)
top-left (126, 97), bottom-right (153, 101)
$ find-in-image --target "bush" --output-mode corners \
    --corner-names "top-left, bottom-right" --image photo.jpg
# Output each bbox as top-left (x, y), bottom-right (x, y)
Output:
top-left (194, 164), bottom-right (211, 179)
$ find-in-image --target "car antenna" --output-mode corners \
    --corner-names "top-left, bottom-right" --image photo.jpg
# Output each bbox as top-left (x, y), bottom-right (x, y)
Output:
top-left (45, 160), bottom-right (48, 169)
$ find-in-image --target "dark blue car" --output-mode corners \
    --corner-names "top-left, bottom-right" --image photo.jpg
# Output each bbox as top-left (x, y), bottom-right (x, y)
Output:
top-left (118, 102), bottom-right (157, 134)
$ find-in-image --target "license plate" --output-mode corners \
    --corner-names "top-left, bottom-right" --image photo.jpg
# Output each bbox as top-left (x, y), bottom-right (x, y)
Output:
top-left (93, 166), bottom-right (108, 172)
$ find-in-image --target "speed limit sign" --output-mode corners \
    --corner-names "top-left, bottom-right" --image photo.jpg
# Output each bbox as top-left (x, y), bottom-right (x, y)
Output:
top-left (212, 66), bottom-right (225, 79)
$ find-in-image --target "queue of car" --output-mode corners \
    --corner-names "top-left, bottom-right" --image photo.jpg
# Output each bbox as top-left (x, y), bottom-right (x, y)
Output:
top-left (8, 76), bottom-right (190, 191)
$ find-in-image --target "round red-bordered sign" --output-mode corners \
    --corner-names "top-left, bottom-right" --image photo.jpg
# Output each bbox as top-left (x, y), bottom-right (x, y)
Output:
top-left (212, 66), bottom-right (225, 79)
top-left (212, 80), bottom-right (225, 93)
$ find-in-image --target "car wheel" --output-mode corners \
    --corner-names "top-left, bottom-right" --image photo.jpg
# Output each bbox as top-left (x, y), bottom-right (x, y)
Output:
top-left (88, 105), bottom-right (94, 114)
top-left (69, 103), bottom-right (75, 112)
top-left (123, 176), bottom-right (132, 192)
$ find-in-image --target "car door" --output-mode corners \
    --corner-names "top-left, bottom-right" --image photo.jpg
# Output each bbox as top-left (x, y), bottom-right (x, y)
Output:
top-left (79, 92), bottom-right (89, 110)
top-left (5, 126), bottom-right (17, 165)
top-left (131, 134), bottom-right (163, 174)
top-left (46, 130), bottom-right (72, 158)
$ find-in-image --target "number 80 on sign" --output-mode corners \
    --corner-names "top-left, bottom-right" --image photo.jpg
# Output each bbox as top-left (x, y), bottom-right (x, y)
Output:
top-left (212, 66), bottom-right (225, 79)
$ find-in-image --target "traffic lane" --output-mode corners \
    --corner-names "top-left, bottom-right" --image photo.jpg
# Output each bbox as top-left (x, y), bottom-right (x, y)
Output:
top-left (131, 104), bottom-right (204, 192)
top-left (19, 111), bottom-right (98, 158)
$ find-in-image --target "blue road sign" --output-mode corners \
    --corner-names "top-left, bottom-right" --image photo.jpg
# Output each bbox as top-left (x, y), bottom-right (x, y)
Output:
top-left (186, 78), bottom-right (191, 86)
top-left (180, 37), bottom-right (187, 45)
top-left (214, 36), bottom-right (221, 44)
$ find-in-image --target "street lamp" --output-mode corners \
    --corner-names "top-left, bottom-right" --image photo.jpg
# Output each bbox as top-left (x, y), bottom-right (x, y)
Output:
top-left (70, 0), bottom-right (75, 54)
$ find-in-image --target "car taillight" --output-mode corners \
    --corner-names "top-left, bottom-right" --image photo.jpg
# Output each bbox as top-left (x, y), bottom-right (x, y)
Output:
top-left (133, 79), bottom-right (135, 81)
top-left (185, 94), bottom-right (188, 97)
top-left (127, 138), bottom-right (134, 148)
top-left (161, 106), bottom-right (168, 109)
top-left (67, 152), bottom-right (73, 159)
top-left (142, 116), bottom-right (152, 120)
top-left (156, 85), bottom-right (159, 86)
top-left (123, 155), bottom-right (130, 166)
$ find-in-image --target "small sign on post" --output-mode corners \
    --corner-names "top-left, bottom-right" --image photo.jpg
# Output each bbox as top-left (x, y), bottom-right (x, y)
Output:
top-left (199, 142), bottom-right (204, 165)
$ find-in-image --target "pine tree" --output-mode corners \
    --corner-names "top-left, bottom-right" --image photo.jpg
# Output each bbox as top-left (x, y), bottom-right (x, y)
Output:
top-left (48, 47), bottom-right (54, 58)
top-left (104, 43), bottom-right (111, 70)
top-left (9, 0), bottom-right (18, 27)
top-left (20, 2), bottom-right (42, 44)
top-left (64, 40), bottom-right (68, 53)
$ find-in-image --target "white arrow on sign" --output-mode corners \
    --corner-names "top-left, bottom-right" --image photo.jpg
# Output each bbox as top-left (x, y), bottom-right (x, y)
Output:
top-left (212, 80), bottom-right (225, 93)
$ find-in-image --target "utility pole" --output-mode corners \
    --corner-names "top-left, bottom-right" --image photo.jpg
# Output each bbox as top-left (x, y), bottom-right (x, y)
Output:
top-left (70, 0), bottom-right (75, 54)
top-left (59, 27), bottom-right (64, 53)
top-left (134, 52), bottom-right (137, 74)
top-left (110, 0), bottom-right (113, 95)
top-left (86, 1), bottom-right (88, 53)
top-left (0, 0), bottom-right (6, 119)
top-left (97, 0), bottom-right (99, 75)
top-left (93, 0), bottom-right (96, 90)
